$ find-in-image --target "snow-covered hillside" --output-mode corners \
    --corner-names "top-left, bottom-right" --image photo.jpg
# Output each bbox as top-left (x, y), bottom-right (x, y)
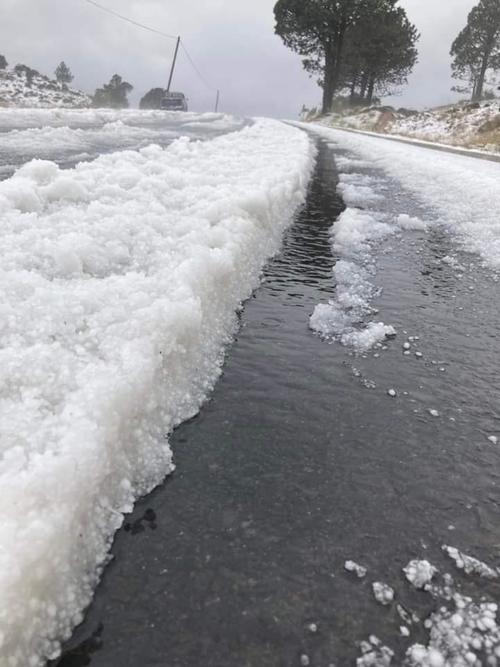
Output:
top-left (0, 66), bottom-right (91, 108)
top-left (313, 101), bottom-right (500, 154)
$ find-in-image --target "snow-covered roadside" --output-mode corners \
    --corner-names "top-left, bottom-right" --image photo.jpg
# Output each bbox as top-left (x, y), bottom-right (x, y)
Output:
top-left (0, 121), bottom-right (179, 161)
top-left (309, 204), bottom-right (397, 351)
top-left (303, 139), bottom-right (413, 352)
top-left (0, 119), bottom-right (315, 666)
top-left (307, 124), bottom-right (500, 270)
top-left (0, 111), bottom-right (248, 184)
top-left (313, 101), bottom-right (500, 155)
top-left (0, 108), bottom-right (240, 132)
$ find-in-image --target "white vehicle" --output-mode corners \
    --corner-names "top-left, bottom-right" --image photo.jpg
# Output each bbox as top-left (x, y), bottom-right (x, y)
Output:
top-left (161, 91), bottom-right (188, 111)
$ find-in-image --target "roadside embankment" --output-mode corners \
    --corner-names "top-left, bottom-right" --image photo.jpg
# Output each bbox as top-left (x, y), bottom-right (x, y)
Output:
top-left (307, 101), bottom-right (500, 156)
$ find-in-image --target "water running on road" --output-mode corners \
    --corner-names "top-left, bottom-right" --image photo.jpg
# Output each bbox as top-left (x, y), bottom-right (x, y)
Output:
top-left (54, 138), bottom-right (500, 666)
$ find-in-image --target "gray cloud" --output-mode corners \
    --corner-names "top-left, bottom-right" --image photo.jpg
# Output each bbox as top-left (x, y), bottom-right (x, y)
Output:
top-left (1, 0), bottom-right (480, 118)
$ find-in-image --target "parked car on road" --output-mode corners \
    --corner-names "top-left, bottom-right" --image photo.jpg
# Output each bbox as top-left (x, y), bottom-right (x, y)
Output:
top-left (161, 92), bottom-right (188, 111)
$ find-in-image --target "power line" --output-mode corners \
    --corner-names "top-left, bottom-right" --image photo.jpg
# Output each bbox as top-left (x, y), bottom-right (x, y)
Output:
top-left (83, 0), bottom-right (178, 40)
top-left (180, 40), bottom-right (216, 92)
top-left (82, 0), bottom-right (221, 107)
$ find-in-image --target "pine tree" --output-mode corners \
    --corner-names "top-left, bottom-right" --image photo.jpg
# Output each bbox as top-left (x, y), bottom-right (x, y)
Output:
top-left (274, 0), bottom-right (418, 113)
top-left (451, 0), bottom-right (500, 101)
top-left (93, 74), bottom-right (133, 109)
top-left (345, 4), bottom-right (419, 104)
top-left (55, 61), bottom-right (74, 87)
top-left (274, 0), bottom-right (368, 114)
top-left (0, 55), bottom-right (7, 70)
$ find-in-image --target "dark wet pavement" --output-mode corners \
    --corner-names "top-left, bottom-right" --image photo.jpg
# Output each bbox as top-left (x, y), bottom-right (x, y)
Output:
top-left (53, 138), bottom-right (500, 666)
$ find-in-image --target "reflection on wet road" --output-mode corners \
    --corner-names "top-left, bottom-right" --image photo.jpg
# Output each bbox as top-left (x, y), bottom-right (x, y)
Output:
top-left (54, 139), bottom-right (500, 666)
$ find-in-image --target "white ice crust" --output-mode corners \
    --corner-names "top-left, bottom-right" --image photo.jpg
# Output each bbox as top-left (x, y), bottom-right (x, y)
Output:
top-left (310, 207), bottom-right (396, 351)
top-left (358, 636), bottom-right (394, 666)
top-left (372, 582), bottom-right (395, 606)
top-left (0, 111), bottom-right (246, 166)
top-left (397, 214), bottom-right (428, 232)
top-left (403, 557), bottom-right (500, 665)
top-left (404, 560), bottom-right (438, 589)
top-left (442, 546), bottom-right (499, 580)
top-left (345, 560), bottom-right (368, 578)
top-left (0, 119), bottom-right (315, 666)
top-left (405, 596), bottom-right (500, 667)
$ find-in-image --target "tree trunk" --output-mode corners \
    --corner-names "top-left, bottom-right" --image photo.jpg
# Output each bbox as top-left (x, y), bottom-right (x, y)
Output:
top-left (360, 72), bottom-right (369, 99)
top-left (473, 30), bottom-right (496, 101)
top-left (349, 73), bottom-right (357, 101)
top-left (473, 54), bottom-right (489, 101)
top-left (472, 78), bottom-right (478, 101)
top-left (321, 74), bottom-right (334, 114)
top-left (321, 48), bottom-right (336, 114)
top-left (366, 75), bottom-right (376, 105)
top-left (330, 27), bottom-right (346, 100)
top-left (321, 20), bottom-right (348, 113)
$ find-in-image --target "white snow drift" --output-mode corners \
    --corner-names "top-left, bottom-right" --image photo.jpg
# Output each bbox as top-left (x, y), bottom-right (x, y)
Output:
top-left (309, 192), bottom-right (396, 351)
top-left (403, 554), bottom-right (500, 666)
top-left (354, 553), bottom-right (500, 666)
top-left (0, 110), bottom-right (247, 178)
top-left (0, 119), bottom-right (314, 666)
top-left (0, 108), bottom-right (242, 132)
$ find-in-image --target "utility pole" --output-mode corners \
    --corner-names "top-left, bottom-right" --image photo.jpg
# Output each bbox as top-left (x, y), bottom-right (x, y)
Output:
top-left (167, 36), bottom-right (181, 92)
top-left (215, 89), bottom-right (220, 112)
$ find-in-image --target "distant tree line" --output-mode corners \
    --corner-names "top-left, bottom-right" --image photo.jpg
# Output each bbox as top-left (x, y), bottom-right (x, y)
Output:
top-left (92, 78), bottom-right (171, 109)
top-left (0, 55), bottom-right (138, 107)
top-left (274, 0), bottom-right (419, 113)
top-left (1, 53), bottom-right (164, 109)
top-left (0, 56), bottom-right (75, 90)
top-left (4, 0), bottom-right (499, 113)
top-left (0, 54), bottom-right (136, 109)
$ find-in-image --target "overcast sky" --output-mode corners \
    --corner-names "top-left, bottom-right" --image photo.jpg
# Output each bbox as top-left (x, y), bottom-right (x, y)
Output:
top-left (2, 0), bottom-right (478, 118)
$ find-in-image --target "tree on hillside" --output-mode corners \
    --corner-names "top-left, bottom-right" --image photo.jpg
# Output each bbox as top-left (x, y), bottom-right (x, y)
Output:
top-left (0, 55), bottom-right (8, 70)
top-left (93, 74), bottom-right (133, 109)
top-left (55, 61), bottom-right (74, 87)
top-left (451, 0), bottom-right (500, 101)
top-left (140, 87), bottom-right (165, 109)
top-left (274, 0), bottom-right (418, 113)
